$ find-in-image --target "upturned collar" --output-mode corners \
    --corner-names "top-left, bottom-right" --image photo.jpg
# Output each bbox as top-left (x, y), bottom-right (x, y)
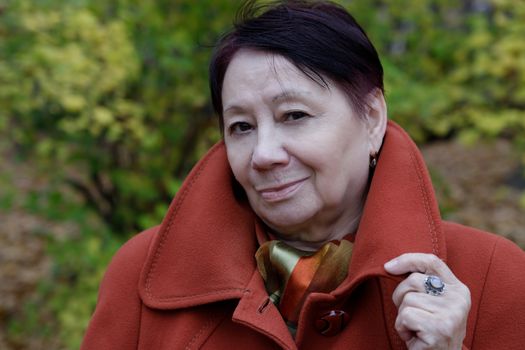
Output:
top-left (138, 121), bottom-right (446, 310)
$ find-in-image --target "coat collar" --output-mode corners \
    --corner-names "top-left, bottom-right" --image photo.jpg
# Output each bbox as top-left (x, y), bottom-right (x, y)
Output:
top-left (340, 121), bottom-right (446, 293)
top-left (138, 121), bottom-right (446, 310)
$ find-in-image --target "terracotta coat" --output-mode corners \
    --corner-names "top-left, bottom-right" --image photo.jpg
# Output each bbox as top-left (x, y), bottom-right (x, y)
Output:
top-left (81, 122), bottom-right (525, 349)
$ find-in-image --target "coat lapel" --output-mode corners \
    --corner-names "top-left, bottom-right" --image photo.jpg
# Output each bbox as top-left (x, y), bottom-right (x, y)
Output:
top-left (328, 121), bottom-right (447, 350)
top-left (342, 121), bottom-right (446, 290)
top-left (138, 142), bottom-right (258, 309)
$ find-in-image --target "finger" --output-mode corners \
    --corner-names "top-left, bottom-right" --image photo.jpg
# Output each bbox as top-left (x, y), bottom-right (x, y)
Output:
top-left (392, 273), bottom-right (455, 307)
top-left (392, 272), bottom-right (468, 311)
top-left (384, 253), bottom-right (457, 282)
top-left (397, 291), bottom-right (453, 320)
top-left (391, 273), bottom-right (426, 307)
top-left (403, 290), bottom-right (451, 309)
top-left (396, 299), bottom-right (469, 350)
top-left (395, 306), bottom-right (432, 341)
top-left (395, 306), bottom-right (443, 349)
top-left (406, 337), bottom-right (432, 350)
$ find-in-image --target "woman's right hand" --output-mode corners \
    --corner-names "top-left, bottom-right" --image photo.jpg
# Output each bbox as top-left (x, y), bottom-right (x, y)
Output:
top-left (385, 253), bottom-right (471, 350)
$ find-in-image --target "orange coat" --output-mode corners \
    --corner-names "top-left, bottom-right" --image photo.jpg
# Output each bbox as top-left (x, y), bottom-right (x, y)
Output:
top-left (81, 122), bottom-right (525, 349)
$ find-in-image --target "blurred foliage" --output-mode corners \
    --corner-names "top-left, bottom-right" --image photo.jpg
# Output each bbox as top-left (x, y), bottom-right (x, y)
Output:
top-left (1, 0), bottom-right (524, 348)
top-left (9, 225), bottom-right (122, 350)
top-left (0, 0), bottom-right (235, 235)
top-left (346, 0), bottom-right (525, 145)
top-left (0, 162), bottom-right (123, 349)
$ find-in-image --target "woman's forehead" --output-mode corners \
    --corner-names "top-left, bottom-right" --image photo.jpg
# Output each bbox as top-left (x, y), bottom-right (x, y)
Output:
top-left (226, 50), bottom-right (302, 80)
top-left (222, 49), bottom-right (333, 102)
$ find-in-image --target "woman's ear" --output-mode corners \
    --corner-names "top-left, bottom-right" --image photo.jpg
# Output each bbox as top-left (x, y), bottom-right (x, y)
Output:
top-left (364, 88), bottom-right (387, 155)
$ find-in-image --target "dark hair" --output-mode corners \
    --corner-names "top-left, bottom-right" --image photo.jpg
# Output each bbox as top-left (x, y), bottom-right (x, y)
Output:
top-left (209, 0), bottom-right (384, 129)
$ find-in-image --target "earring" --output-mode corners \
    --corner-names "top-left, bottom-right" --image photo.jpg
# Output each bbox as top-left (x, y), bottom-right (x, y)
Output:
top-left (369, 153), bottom-right (378, 168)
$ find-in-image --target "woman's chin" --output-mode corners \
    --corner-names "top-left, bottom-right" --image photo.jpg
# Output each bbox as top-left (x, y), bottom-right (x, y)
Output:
top-left (248, 192), bottom-right (323, 236)
top-left (257, 209), bottom-right (316, 237)
top-left (263, 218), bottom-right (306, 233)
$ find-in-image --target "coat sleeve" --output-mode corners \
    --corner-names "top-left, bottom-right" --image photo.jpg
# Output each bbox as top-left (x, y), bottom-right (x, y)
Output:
top-left (469, 236), bottom-right (525, 349)
top-left (81, 228), bottom-right (157, 350)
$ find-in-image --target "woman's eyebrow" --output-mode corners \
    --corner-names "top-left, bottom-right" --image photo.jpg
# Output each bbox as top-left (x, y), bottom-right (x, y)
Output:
top-left (272, 90), bottom-right (312, 103)
top-left (224, 90), bottom-right (312, 114)
top-left (223, 104), bottom-right (245, 115)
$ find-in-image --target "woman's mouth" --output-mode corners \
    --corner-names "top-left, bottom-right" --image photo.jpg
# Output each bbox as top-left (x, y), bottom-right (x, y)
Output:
top-left (256, 178), bottom-right (308, 202)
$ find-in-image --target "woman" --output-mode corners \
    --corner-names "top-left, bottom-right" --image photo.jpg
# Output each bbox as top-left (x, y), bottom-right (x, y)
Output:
top-left (81, 1), bottom-right (525, 349)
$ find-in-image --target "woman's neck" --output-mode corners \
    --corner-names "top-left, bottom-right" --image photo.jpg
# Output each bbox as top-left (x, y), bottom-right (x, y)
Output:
top-left (269, 208), bottom-right (362, 252)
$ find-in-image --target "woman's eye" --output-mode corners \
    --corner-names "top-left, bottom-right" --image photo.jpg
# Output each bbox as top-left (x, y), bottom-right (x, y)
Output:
top-left (284, 111), bottom-right (309, 121)
top-left (229, 121), bottom-right (253, 134)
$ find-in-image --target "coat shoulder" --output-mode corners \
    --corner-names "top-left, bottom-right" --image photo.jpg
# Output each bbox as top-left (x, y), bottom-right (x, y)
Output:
top-left (442, 220), bottom-right (523, 261)
top-left (441, 221), bottom-right (525, 349)
top-left (442, 221), bottom-right (525, 255)
top-left (100, 226), bottom-right (159, 289)
top-left (81, 226), bottom-right (159, 350)
top-left (110, 226), bottom-right (158, 272)
top-left (441, 220), bottom-right (524, 285)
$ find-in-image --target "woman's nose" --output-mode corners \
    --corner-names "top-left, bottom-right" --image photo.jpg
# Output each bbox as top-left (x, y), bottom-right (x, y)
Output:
top-left (251, 131), bottom-right (290, 170)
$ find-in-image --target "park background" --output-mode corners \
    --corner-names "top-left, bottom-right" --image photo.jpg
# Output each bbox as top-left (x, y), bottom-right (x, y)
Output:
top-left (0, 0), bottom-right (524, 348)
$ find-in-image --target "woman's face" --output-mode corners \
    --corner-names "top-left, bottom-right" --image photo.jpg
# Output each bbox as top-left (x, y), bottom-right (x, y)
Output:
top-left (222, 49), bottom-right (383, 245)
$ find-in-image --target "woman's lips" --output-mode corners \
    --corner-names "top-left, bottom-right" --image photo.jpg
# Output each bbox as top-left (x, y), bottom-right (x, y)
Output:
top-left (257, 178), bottom-right (307, 202)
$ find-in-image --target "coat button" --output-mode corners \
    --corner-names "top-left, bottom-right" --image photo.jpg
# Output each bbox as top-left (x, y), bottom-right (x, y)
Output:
top-left (314, 310), bottom-right (350, 336)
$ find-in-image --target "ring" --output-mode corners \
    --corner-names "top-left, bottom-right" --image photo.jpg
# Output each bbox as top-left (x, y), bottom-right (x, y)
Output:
top-left (424, 275), bottom-right (445, 296)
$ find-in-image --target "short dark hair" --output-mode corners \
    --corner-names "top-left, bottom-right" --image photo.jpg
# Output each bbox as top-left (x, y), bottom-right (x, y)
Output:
top-left (209, 0), bottom-right (384, 129)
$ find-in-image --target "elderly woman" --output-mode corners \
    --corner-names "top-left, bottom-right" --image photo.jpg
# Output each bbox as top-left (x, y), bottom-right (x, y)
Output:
top-left (81, 1), bottom-right (525, 349)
